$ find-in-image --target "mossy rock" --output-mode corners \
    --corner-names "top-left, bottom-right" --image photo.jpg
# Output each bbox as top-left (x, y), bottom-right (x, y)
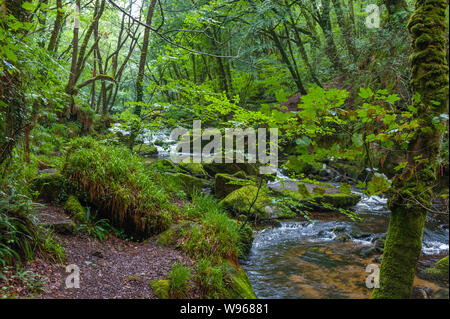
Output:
top-left (220, 185), bottom-right (271, 218)
top-left (332, 161), bottom-right (362, 180)
top-left (203, 162), bottom-right (258, 176)
top-left (238, 223), bottom-right (254, 258)
top-left (179, 162), bottom-right (208, 177)
top-left (232, 171), bottom-right (247, 179)
top-left (150, 159), bottom-right (178, 172)
top-left (133, 143), bottom-right (158, 157)
top-left (214, 173), bottom-right (249, 199)
top-left (277, 189), bottom-right (361, 211)
top-left (150, 280), bottom-right (170, 299)
top-left (30, 172), bottom-right (66, 203)
top-left (318, 193), bottom-right (361, 208)
top-left (156, 222), bottom-right (195, 248)
top-left (63, 195), bottom-right (87, 224)
top-left (222, 260), bottom-right (257, 299)
top-left (174, 173), bottom-right (209, 196)
top-left (421, 256), bottom-right (449, 283)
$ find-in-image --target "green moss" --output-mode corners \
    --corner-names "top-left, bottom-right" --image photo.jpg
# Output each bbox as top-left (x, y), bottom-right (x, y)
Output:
top-left (203, 162), bottom-right (258, 176)
top-left (156, 222), bottom-right (195, 248)
top-left (275, 189), bottom-right (361, 210)
top-left (150, 280), bottom-right (170, 299)
top-left (150, 159), bottom-right (178, 172)
top-left (63, 195), bottom-right (86, 224)
top-left (222, 260), bottom-right (257, 299)
top-left (422, 256), bottom-right (449, 283)
top-left (232, 171), bottom-right (247, 179)
top-left (237, 222), bottom-right (254, 258)
top-left (214, 173), bottom-right (249, 199)
top-left (132, 143), bottom-right (158, 156)
top-left (174, 173), bottom-right (209, 196)
top-left (371, 208), bottom-right (427, 299)
top-left (220, 185), bottom-right (271, 218)
top-left (30, 172), bottom-right (66, 203)
top-left (179, 162), bottom-right (208, 176)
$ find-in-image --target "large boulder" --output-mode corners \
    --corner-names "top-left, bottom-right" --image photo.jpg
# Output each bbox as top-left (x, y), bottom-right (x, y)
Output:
top-left (203, 162), bottom-right (258, 176)
top-left (222, 260), bottom-right (257, 299)
top-left (214, 173), bottom-right (249, 199)
top-left (156, 222), bottom-right (196, 248)
top-left (220, 185), bottom-right (272, 218)
top-left (174, 173), bottom-right (209, 196)
top-left (178, 162), bottom-right (209, 177)
top-left (150, 159), bottom-right (179, 172)
top-left (30, 172), bottom-right (66, 203)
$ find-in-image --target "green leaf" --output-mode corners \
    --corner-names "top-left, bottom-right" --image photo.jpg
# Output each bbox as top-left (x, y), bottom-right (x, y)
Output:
top-left (358, 87), bottom-right (373, 99)
top-left (22, 1), bottom-right (35, 11)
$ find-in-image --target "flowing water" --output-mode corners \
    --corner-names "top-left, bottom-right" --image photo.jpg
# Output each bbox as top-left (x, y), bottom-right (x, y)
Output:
top-left (113, 126), bottom-right (449, 298)
top-left (241, 189), bottom-right (449, 299)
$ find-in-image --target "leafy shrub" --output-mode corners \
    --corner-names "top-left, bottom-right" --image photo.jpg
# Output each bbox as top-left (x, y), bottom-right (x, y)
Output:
top-left (75, 207), bottom-right (111, 242)
top-left (0, 193), bottom-right (64, 266)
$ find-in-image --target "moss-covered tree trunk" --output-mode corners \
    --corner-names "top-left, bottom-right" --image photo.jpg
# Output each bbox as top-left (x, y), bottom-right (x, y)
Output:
top-left (371, 0), bottom-right (449, 299)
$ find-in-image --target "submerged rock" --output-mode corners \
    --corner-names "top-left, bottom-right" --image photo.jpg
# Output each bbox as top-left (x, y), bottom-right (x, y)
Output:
top-left (334, 233), bottom-right (350, 242)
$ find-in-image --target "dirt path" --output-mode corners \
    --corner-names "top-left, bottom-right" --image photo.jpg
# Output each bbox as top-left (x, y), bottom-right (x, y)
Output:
top-left (24, 206), bottom-right (198, 299)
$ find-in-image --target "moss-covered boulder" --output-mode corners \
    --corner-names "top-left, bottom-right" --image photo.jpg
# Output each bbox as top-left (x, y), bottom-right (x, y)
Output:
top-left (150, 159), bottom-right (178, 172)
top-left (150, 280), bottom-right (170, 299)
top-left (276, 189), bottom-right (361, 211)
top-left (133, 143), bottom-right (158, 156)
top-left (238, 223), bottom-right (254, 258)
top-left (222, 260), bottom-right (257, 299)
top-left (63, 195), bottom-right (87, 224)
top-left (220, 185), bottom-right (272, 218)
top-left (204, 162), bottom-right (258, 176)
top-left (421, 256), bottom-right (449, 283)
top-left (314, 193), bottom-right (361, 208)
top-left (30, 172), bottom-right (66, 203)
top-left (232, 171), bottom-right (247, 179)
top-left (179, 162), bottom-right (208, 177)
top-left (156, 222), bottom-right (195, 248)
top-left (174, 173), bottom-right (209, 196)
top-left (214, 173), bottom-right (249, 199)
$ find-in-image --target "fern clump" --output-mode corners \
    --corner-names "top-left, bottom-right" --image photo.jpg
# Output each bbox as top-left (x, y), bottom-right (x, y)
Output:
top-left (61, 137), bottom-right (176, 240)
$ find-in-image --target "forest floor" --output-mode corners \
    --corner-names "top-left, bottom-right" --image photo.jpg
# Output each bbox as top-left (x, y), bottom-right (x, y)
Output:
top-left (13, 205), bottom-right (199, 299)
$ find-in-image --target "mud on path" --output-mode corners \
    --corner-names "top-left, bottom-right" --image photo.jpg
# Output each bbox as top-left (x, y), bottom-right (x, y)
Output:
top-left (24, 205), bottom-right (198, 299)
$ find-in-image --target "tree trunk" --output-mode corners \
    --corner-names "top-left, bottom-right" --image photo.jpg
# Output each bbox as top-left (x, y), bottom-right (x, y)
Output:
top-left (371, 0), bottom-right (449, 299)
top-left (128, 0), bottom-right (157, 148)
